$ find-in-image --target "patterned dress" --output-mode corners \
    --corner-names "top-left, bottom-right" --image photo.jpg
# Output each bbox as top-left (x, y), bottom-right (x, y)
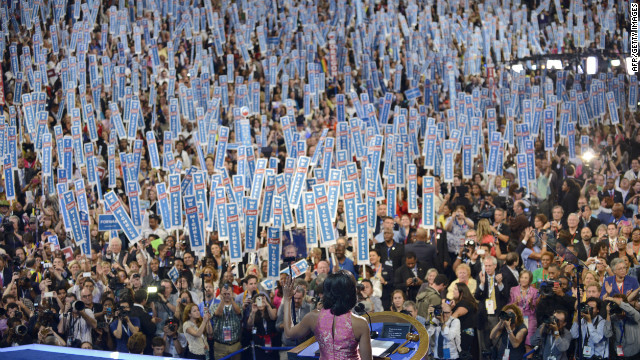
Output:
top-left (314, 308), bottom-right (360, 360)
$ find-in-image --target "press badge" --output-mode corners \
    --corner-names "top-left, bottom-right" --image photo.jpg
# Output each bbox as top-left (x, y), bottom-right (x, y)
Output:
top-left (582, 346), bottom-right (592, 356)
top-left (385, 260), bottom-right (393, 267)
top-left (486, 299), bottom-right (495, 315)
top-left (443, 348), bottom-right (450, 359)
top-left (502, 349), bottom-right (510, 360)
top-left (223, 326), bottom-right (232, 342)
top-left (523, 316), bottom-right (529, 329)
top-left (616, 345), bottom-right (624, 356)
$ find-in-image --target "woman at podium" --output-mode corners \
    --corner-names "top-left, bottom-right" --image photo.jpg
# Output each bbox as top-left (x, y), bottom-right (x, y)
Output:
top-left (282, 270), bottom-right (373, 360)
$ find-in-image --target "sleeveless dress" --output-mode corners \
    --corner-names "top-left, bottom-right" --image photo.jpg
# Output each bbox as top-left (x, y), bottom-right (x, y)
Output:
top-left (314, 308), bottom-right (361, 360)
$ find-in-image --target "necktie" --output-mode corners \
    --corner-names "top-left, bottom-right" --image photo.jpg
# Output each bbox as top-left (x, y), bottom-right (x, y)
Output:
top-left (437, 328), bottom-right (445, 358)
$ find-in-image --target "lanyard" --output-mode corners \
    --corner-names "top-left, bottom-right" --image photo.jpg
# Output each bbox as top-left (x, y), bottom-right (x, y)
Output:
top-left (617, 281), bottom-right (624, 294)
top-left (618, 320), bottom-right (626, 345)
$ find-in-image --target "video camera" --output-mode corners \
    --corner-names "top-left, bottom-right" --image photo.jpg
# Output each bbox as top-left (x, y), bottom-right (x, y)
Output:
top-left (147, 285), bottom-right (165, 302)
top-left (433, 304), bottom-right (443, 316)
top-left (539, 281), bottom-right (560, 296)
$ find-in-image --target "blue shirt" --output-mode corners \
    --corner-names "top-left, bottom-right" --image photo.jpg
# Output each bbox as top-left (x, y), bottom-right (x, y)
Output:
top-left (330, 257), bottom-right (357, 278)
top-left (110, 316), bottom-right (141, 353)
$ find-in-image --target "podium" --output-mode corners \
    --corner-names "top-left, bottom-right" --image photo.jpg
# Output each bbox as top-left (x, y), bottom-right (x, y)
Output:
top-left (288, 311), bottom-right (429, 360)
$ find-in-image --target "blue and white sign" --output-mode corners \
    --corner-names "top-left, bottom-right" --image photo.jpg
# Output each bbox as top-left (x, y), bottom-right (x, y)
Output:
top-left (104, 190), bottom-right (142, 244)
top-left (421, 176), bottom-right (435, 229)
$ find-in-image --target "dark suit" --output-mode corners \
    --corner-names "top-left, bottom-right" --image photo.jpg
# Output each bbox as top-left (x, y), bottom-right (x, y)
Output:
top-left (499, 265), bottom-right (519, 297)
top-left (404, 241), bottom-right (437, 270)
top-left (0, 267), bottom-right (12, 289)
top-left (431, 229), bottom-right (451, 274)
top-left (574, 241), bottom-right (593, 261)
top-left (394, 262), bottom-right (428, 301)
top-left (578, 216), bottom-right (600, 236)
top-left (475, 272), bottom-right (509, 352)
top-left (374, 242), bottom-right (405, 270)
top-left (377, 264), bottom-right (395, 310)
top-left (598, 189), bottom-right (624, 204)
top-left (130, 303), bottom-right (155, 354)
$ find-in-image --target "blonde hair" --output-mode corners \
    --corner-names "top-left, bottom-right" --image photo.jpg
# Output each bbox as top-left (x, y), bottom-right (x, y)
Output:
top-left (476, 219), bottom-right (493, 241)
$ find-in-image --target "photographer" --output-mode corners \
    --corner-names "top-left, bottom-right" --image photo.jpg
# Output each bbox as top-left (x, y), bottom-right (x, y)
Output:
top-left (57, 293), bottom-right (97, 346)
top-left (0, 215), bottom-right (24, 258)
top-left (210, 283), bottom-right (243, 360)
top-left (1, 317), bottom-right (33, 347)
top-left (393, 252), bottom-right (427, 300)
top-left (427, 302), bottom-right (461, 359)
top-left (570, 297), bottom-right (608, 358)
top-left (110, 298), bottom-right (140, 353)
top-left (531, 310), bottom-right (572, 360)
top-left (161, 316), bottom-right (186, 357)
top-left (452, 230), bottom-right (482, 278)
top-left (603, 294), bottom-right (640, 358)
top-left (150, 279), bottom-right (177, 336)
top-left (489, 305), bottom-right (528, 360)
top-left (535, 268), bottom-right (575, 327)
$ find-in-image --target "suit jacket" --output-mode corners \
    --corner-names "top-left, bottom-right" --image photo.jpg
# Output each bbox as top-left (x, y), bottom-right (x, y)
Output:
top-left (0, 267), bottom-right (12, 289)
top-left (394, 262), bottom-right (428, 300)
top-left (130, 303), bottom-right (155, 353)
top-left (374, 242), bottom-right (405, 270)
top-left (579, 217), bottom-right (601, 236)
top-left (598, 189), bottom-right (624, 204)
top-left (600, 276), bottom-right (640, 299)
top-left (499, 265), bottom-right (519, 297)
top-left (431, 229), bottom-right (451, 273)
top-left (574, 241), bottom-right (592, 262)
top-left (405, 242), bottom-right (437, 270)
top-left (474, 272), bottom-right (509, 330)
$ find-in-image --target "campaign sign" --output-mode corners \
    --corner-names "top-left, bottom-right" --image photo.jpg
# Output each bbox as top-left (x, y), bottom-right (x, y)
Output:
top-left (407, 164), bottom-right (418, 213)
top-left (104, 191), bottom-right (142, 244)
top-left (423, 125), bottom-right (437, 169)
top-left (260, 170), bottom-right (276, 226)
top-left (487, 131), bottom-right (501, 175)
top-left (3, 157), bottom-right (14, 201)
top-left (98, 214), bottom-right (122, 231)
top-left (79, 211), bottom-right (91, 256)
top-left (250, 158), bottom-right (268, 200)
top-left (524, 139), bottom-right (536, 184)
top-left (327, 169), bottom-right (341, 223)
top-left (543, 108), bottom-right (555, 151)
top-left (606, 91), bottom-right (619, 125)
top-left (167, 266), bottom-right (180, 284)
top-left (366, 179), bottom-right (377, 231)
top-left (462, 136), bottom-right (473, 180)
top-left (267, 227), bottom-right (281, 280)
top-left (280, 259), bottom-right (309, 278)
top-left (275, 174), bottom-right (295, 229)
top-left (517, 153), bottom-right (528, 192)
top-left (289, 156), bottom-right (310, 209)
top-left (243, 198), bottom-right (259, 253)
top-left (42, 133), bottom-right (52, 176)
top-left (214, 187), bottom-right (229, 241)
top-left (342, 180), bottom-right (358, 237)
top-left (168, 174), bottom-right (182, 229)
top-left (443, 140), bottom-right (454, 183)
top-left (421, 176), bottom-right (435, 229)
top-left (214, 126), bottom-right (229, 171)
top-left (156, 182), bottom-right (172, 230)
top-left (260, 279), bottom-right (277, 291)
top-left (146, 131), bottom-right (161, 169)
top-left (226, 203), bottom-right (242, 263)
top-left (303, 192), bottom-right (318, 247)
top-left (314, 184), bottom-right (336, 247)
top-left (127, 181), bottom-right (142, 227)
top-left (356, 203), bottom-right (370, 265)
top-left (74, 178), bottom-right (89, 214)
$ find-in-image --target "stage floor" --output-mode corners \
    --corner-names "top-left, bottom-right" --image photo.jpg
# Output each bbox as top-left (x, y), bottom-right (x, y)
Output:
top-left (0, 344), bottom-right (186, 360)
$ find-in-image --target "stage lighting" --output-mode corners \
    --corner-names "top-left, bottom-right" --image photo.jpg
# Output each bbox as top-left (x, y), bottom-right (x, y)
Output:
top-left (546, 60), bottom-right (563, 70)
top-left (611, 59), bottom-right (621, 67)
top-left (531, 64), bottom-right (537, 70)
top-left (586, 57), bottom-right (597, 74)
top-left (511, 64), bottom-right (524, 73)
top-left (626, 57), bottom-right (636, 75)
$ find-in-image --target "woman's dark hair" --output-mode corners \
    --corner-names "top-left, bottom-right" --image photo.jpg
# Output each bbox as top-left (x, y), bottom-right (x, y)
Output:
top-left (455, 282), bottom-right (478, 310)
top-left (322, 270), bottom-right (357, 316)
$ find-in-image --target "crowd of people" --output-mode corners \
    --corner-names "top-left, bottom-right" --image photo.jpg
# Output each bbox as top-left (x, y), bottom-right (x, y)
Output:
top-left (0, 0), bottom-right (639, 359)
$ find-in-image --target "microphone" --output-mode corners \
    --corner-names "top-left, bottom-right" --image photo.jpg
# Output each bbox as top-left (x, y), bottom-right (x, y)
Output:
top-left (355, 303), bottom-right (379, 339)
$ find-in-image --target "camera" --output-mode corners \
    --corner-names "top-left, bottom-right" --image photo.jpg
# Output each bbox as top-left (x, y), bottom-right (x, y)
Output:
top-left (0, 308), bottom-right (5, 317)
top-left (117, 306), bottom-right (129, 320)
top-left (2, 217), bottom-right (14, 233)
top-left (39, 310), bottom-right (58, 327)
top-left (579, 303), bottom-right (592, 315)
top-left (147, 286), bottom-right (165, 302)
top-left (14, 311), bottom-right (23, 320)
top-left (539, 281), bottom-right (559, 296)
top-left (607, 301), bottom-right (623, 315)
top-left (543, 316), bottom-right (556, 325)
top-left (356, 283), bottom-right (365, 292)
top-left (14, 324), bottom-right (28, 336)
top-left (164, 317), bottom-right (178, 332)
top-left (71, 301), bottom-right (85, 312)
top-left (499, 310), bottom-right (515, 322)
top-left (433, 304), bottom-right (443, 316)
top-left (464, 239), bottom-right (475, 247)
